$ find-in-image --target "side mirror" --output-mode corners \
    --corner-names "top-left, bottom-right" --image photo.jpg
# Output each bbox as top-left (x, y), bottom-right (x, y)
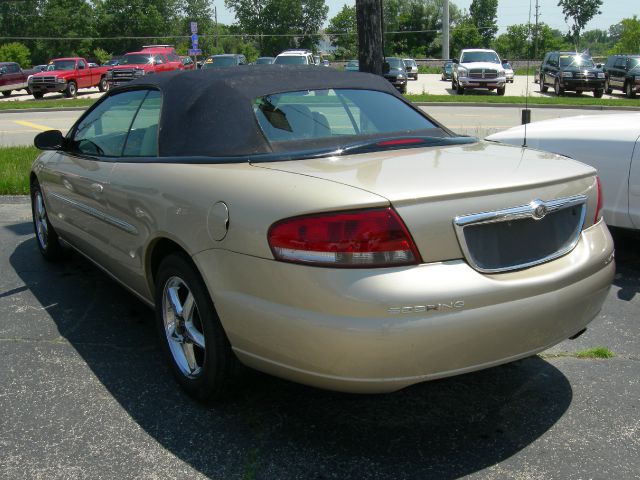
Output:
top-left (452, 59), bottom-right (459, 64)
top-left (596, 63), bottom-right (602, 69)
top-left (34, 130), bottom-right (64, 150)
top-left (382, 62), bottom-right (390, 74)
top-left (78, 64), bottom-right (85, 70)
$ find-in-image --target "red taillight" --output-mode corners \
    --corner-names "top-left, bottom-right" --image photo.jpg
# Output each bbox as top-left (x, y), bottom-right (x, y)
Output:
top-left (268, 208), bottom-right (421, 267)
top-left (594, 176), bottom-right (603, 224)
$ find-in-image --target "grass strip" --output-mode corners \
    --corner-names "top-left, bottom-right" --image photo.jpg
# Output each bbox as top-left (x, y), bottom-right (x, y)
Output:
top-left (0, 146), bottom-right (39, 195)
top-left (406, 93), bottom-right (640, 107)
top-left (575, 347), bottom-right (615, 359)
top-left (540, 346), bottom-right (615, 359)
top-left (0, 98), bottom-right (96, 111)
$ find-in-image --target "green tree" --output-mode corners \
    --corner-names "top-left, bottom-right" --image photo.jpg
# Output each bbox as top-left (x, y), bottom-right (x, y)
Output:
top-left (94, 0), bottom-right (182, 56)
top-left (557, 0), bottom-right (602, 47)
top-left (225, 0), bottom-right (328, 56)
top-left (32, 0), bottom-right (97, 62)
top-left (610, 16), bottom-right (640, 54)
top-left (492, 24), bottom-right (531, 60)
top-left (0, 42), bottom-right (32, 66)
top-left (450, 16), bottom-right (483, 59)
top-left (326, 5), bottom-right (357, 59)
top-left (93, 47), bottom-right (112, 64)
top-left (469, 0), bottom-right (498, 47)
top-left (580, 29), bottom-right (614, 56)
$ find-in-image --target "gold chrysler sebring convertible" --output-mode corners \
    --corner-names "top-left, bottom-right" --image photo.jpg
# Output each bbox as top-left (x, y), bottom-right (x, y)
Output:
top-left (30, 66), bottom-right (614, 401)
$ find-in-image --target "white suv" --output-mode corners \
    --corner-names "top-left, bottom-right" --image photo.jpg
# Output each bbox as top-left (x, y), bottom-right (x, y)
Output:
top-left (274, 49), bottom-right (316, 66)
top-left (452, 48), bottom-right (506, 95)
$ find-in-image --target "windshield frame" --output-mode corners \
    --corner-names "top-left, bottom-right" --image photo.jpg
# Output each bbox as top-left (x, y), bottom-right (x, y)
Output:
top-left (460, 51), bottom-right (501, 64)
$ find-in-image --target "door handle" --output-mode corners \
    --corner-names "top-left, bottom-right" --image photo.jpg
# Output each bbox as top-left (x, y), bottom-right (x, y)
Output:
top-left (90, 183), bottom-right (104, 194)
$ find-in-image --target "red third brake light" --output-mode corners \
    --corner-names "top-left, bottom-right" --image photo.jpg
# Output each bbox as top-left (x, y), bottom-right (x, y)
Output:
top-left (594, 176), bottom-right (603, 224)
top-left (376, 138), bottom-right (425, 147)
top-left (268, 208), bottom-right (421, 267)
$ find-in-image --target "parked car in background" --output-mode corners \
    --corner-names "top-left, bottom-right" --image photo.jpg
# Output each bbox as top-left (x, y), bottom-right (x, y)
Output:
top-left (274, 49), bottom-right (315, 65)
top-left (603, 54), bottom-right (640, 98)
top-left (180, 56), bottom-right (196, 71)
top-left (538, 51), bottom-right (605, 97)
top-left (106, 45), bottom-right (183, 88)
top-left (255, 57), bottom-right (275, 65)
top-left (88, 62), bottom-right (99, 68)
top-left (403, 58), bottom-right (418, 80)
top-left (313, 55), bottom-right (321, 66)
top-left (321, 59), bottom-right (330, 67)
top-left (452, 48), bottom-right (506, 95)
top-left (30, 65), bottom-right (613, 401)
top-left (344, 59), bottom-right (359, 72)
top-left (383, 56), bottom-right (408, 94)
top-left (202, 54), bottom-right (247, 68)
top-left (441, 60), bottom-right (453, 80)
top-left (104, 58), bottom-right (122, 67)
top-left (0, 62), bottom-right (40, 97)
top-left (28, 57), bottom-right (109, 98)
top-left (488, 113), bottom-right (640, 231)
top-left (502, 61), bottom-right (514, 83)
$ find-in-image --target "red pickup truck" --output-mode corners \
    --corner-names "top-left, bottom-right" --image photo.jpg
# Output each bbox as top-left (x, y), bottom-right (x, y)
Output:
top-left (0, 62), bottom-right (42, 97)
top-left (28, 57), bottom-right (109, 99)
top-left (106, 45), bottom-right (184, 88)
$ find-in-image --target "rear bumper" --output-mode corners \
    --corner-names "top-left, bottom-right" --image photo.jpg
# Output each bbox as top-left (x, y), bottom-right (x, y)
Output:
top-left (194, 220), bottom-right (614, 393)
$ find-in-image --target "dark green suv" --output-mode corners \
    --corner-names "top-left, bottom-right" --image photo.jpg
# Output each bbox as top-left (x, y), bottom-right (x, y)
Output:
top-left (603, 54), bottom-right (640, 98)
top-left (539, 51), bottom-right (605, 98)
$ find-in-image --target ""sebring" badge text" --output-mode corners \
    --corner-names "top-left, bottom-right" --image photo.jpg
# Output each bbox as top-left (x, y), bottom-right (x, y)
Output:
top-left (388, 301), bottom-right (465, 315)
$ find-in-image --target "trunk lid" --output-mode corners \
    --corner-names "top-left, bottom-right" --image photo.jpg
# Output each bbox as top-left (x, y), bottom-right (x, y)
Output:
top-left (253, 142), bottom-right (599, 264)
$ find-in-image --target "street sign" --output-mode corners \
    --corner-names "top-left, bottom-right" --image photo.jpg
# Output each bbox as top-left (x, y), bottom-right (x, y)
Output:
top-left (188, 49), bottom-right (202, 56)
top-left (191, 33), bottom-right (199, 45)
top-left (190, 22), bottom-right (198, 34)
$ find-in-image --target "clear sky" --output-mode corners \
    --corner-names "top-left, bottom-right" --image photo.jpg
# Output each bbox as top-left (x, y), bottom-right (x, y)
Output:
top-left (215, 0), bottom-right (628, 34)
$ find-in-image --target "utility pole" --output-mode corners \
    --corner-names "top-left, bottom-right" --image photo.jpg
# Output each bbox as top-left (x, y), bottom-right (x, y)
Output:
top-left (442, 0), bottom-right (449, 60)
top-left (214, 5), bottom-right (219, 49)
top-left (534, 0), bottom-right (540, 59)
top-left (356, 0), bottom-right (384, 75)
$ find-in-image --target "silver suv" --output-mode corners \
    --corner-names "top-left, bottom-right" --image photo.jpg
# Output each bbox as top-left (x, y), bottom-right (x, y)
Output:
top-left (452, 48), bottom-right (506, 95)
top-left (274, 49), bottom-right (316, 66)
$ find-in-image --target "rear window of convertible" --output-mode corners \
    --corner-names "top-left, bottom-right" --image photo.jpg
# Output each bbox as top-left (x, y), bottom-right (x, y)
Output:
top-left (253, 89), bottom-right (443, 150)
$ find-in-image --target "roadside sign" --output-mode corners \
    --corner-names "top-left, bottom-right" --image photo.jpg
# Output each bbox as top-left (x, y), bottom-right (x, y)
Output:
top-left (190, 22), bottom-right (198, 34)
top-left (191, 34), bottom-right (199, 45)
top-left (188, 49), bottom-right (202, 56)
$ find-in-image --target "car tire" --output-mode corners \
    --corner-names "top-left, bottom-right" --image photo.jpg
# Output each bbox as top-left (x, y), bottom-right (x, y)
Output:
top-left (539, 75), bottom-right (548, 92)
top-left (400, 85), bottom-right (407, 94)
top-left (497, 86), bottom-right (505, 96)
top-left (554, 78), bottom-right (564, 96)
top-left (593, 89), bottom-right (604, 98)
top-left (33, 92), bottom-right (44, 99)
top-left (455, 80), bottom-right (464, 94)
top-left (64, 81), bottom-right (77, 98)
top-left (604, 79), bottom-right (612, 94)
top-left (155, 253), bottom-right (237, 402)
top-left (625, 81), bottom-right (636, 99)
top-left (31, 180), bottom-right (66, 261)
top-left (98, 76), bottom-right (108, 92)
top-left (2, 90), bottom-right (11, 97)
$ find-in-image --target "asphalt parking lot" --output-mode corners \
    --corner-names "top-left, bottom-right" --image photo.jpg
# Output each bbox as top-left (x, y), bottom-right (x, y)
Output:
top-left (0, 73), bottom-right (631, 104)
top-left (1, 197), bottom-right (638, 479)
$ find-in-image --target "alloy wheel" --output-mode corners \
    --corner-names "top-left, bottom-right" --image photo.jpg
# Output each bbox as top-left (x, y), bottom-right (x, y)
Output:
top-left (162, 276), bottom-right (206, 379)
top-left (34, 190), bottom-right (49, 250)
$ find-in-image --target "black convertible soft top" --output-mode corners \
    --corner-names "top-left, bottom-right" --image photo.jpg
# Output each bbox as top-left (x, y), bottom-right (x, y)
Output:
top-left (120, 65), bottom-right (426, 157)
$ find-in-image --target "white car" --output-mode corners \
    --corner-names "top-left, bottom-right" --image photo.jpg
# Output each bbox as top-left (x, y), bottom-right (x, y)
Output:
top-left (403, 58), bottom-right (419, 80)
top-left (274, 49), bottom-right (315, 66)
top-left (502, 62), bottom-right (514, 83)
top-left (487, 113), bottom-right (640, 230)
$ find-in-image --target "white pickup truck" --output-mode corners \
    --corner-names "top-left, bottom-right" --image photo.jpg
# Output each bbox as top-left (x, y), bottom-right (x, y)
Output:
top-left (452, 48), bottom-right (507, 95)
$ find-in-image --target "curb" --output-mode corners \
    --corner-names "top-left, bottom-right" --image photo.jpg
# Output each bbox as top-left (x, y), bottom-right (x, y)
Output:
top-left (0, 195), bottom-right (29, 203)
top-left (0, 107), bottom-right (89, 114)
top-left (412, 102), bottom-right (640, 111)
